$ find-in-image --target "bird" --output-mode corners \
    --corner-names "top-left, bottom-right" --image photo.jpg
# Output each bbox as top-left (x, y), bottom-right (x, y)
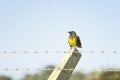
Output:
top-left (68, 31), bottom-right (82, 48)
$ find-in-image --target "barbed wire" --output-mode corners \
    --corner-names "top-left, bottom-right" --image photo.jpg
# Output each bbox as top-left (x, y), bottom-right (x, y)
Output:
top-left (0, 50), bottom-right (62, 54)
top-left (0, 68), bottom-right (120, 72)
top-left (0, 68), bottom-right (73, 71)
top-left (0, 50), bottom-right (120, 54)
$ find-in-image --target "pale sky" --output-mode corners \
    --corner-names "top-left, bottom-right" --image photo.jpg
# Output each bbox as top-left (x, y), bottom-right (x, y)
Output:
top-left (0, 0), bottom-right (120, 80)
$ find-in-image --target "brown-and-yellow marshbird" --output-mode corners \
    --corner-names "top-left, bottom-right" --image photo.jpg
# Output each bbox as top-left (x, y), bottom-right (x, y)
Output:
top-left (68, 31), bottom-right (82, 48)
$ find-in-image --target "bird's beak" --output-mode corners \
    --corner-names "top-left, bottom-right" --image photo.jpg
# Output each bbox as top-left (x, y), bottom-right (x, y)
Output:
top-left (68, 31), bottom-right (71, 33)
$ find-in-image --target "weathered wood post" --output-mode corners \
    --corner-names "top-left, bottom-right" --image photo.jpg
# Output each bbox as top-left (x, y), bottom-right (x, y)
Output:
top-left (48, 47), bottom-right (82, 80)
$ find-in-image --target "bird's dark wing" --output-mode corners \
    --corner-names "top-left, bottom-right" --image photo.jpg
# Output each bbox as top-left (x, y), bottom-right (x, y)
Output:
top-left (76, 36), bottom-right (82, 48)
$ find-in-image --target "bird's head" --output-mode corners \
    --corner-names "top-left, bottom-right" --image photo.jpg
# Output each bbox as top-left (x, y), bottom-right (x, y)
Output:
top-left (68, 31), bottom-right (76, 36)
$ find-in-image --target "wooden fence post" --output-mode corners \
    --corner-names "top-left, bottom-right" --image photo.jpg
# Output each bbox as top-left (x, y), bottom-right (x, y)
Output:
top-left (48, 47), bottom-right (82, 80)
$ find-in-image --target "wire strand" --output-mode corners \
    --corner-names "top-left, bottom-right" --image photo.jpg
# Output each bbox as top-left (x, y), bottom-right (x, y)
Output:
top-left (0, 50), bottom-right (120, 54)
top-left (0, 68), bottom-right (120, 71)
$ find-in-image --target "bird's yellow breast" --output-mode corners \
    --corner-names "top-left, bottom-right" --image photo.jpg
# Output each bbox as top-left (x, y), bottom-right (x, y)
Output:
top-left (68, 37), bottom-right (77, 46)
